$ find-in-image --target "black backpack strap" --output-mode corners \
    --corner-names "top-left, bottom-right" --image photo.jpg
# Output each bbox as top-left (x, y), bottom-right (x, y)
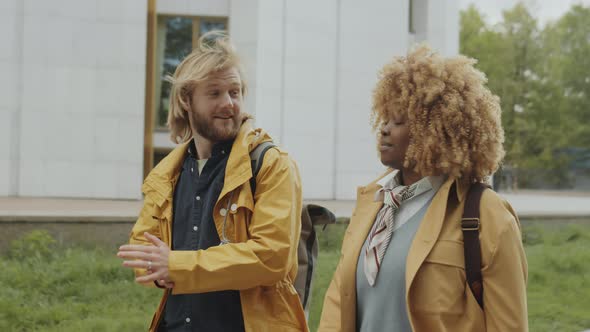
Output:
top-left (249, 141), bottom-right (276, 194)
top-left (462, 182), bottom-right (490, 309)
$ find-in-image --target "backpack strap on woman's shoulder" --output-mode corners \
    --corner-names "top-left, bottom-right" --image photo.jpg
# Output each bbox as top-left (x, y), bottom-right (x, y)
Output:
top-left (462, 182), bottom-right (490, 309)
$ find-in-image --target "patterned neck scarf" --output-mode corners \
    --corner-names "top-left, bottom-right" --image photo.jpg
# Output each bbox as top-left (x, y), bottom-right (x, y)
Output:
top-left (364, 175), bottom-right (432, 286)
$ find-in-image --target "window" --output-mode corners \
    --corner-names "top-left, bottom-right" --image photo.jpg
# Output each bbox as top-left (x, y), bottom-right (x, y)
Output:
top-left (154, 16), bottom-right (228, 130)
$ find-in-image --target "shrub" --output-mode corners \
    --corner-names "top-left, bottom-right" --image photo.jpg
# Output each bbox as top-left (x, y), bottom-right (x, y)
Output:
top-left (8, 230), bottom-right (57, 261)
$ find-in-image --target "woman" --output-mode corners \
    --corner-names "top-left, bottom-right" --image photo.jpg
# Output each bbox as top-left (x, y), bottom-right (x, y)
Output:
top-left (318, 46), bottom-right (528, 332)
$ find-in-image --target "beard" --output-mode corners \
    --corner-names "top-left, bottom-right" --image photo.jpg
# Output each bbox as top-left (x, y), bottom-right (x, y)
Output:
top-left (190, 110), bottom-right (242, 143)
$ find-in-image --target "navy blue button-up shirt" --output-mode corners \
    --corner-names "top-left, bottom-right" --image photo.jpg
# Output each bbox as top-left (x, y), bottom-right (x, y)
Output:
top-left (160, 139), bottom-right (245, 332)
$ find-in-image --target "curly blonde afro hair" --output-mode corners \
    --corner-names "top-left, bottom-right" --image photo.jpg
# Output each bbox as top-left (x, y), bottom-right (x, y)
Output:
top-left (371, 45), bottom-right (505, 182)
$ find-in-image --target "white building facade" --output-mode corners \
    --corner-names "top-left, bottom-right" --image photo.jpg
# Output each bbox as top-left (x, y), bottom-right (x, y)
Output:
top-left (1, 0), bottom-right (458, 200)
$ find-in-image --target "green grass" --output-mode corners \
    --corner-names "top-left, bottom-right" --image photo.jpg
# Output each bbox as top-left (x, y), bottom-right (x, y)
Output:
top-left (0, 231), bottom-right (161, 332)
top-left (523, 224), bottom-right (590, 332)
top-left (2, 222), bottom-right (590, 332)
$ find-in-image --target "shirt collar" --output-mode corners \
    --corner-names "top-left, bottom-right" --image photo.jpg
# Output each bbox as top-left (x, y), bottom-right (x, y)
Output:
top-left (376, 169), bottom-right (399, 188)
top-left (187, 139), bottom-right (198, 157)
top-left (187, 139), bottom-right (234, 159)
top-left (375, 169), bottom-right (447, 200)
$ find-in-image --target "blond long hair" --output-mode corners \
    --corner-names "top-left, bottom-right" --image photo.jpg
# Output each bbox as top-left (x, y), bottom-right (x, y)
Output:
top-left (166, 31), bottom-right (247, 144)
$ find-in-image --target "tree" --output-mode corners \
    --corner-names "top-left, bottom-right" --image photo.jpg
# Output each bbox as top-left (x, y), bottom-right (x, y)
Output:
top-left (542, 5), bottom-right (590, 147)
top-left (461, 3), bottom-right (542, 187)
top-left (460, 2), bottom-right (590, 189)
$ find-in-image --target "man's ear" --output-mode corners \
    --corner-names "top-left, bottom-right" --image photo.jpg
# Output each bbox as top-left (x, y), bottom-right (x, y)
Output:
top-left (179, 92), bottom-right (192, 113)
top-left (179, 84), bottom-right (196, 112)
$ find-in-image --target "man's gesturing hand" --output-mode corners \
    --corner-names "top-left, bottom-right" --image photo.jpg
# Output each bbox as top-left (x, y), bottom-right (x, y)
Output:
top-left (117, 232), bottom-right (174, 288)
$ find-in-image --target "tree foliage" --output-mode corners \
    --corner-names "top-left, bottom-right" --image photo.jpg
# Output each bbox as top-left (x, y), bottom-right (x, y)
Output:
top-left (461, 3), bottom-right (590, 189)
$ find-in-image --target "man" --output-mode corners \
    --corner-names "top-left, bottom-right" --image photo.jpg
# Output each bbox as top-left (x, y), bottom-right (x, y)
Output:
top-left (117, 31), bottom-right (308, 332)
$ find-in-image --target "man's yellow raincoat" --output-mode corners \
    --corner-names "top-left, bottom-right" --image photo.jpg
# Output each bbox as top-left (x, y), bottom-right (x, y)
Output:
top-left (129, 121), bottom-right (308, 331)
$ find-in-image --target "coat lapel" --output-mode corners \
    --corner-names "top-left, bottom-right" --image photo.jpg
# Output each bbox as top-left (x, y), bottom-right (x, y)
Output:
top-left (142, 141), bottom-right (189, 208)
top-left (216, 120), bottom-right (272, 206)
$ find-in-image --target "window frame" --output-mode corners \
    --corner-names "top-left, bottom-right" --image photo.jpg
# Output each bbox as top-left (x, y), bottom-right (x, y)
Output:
top-left (153, 15), bottom-right (229, 133)
top-left (145, 12), bottom-right (229, 177)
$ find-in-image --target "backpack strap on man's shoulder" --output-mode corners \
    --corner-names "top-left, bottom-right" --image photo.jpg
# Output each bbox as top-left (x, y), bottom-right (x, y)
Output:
top-left (249, 140), bottom-right (336, 315)
top-left (462, 181), bottom-right (490, 310)
top-left (249, 141), bottom-right (276, 194)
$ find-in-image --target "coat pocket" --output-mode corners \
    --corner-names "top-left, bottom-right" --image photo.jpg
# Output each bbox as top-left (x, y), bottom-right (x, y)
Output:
top-left (410, 240), bottom-right (467, 315)
top-left (251, 282), bottom-right (303, 329)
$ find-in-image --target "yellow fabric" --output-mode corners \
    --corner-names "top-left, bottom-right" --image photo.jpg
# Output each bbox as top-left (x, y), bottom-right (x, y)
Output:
top-left (319, 170), bottom-right (528, 332)
top-left (129, 121), bottom-right (308, 332)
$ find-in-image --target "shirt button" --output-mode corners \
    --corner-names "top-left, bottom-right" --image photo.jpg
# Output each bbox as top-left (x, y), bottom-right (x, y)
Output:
top-left (193, 226), bottom-right (198, 232)
top-left (185, 317), bottom-right (191, 323)
top-left (230, 203), bottom-right (238, 212)
top-left (221, 150), bottom-right (226, 154)
top-left (191, 167), bottom-right (194, 173)
top-left (220, 208), bottom-right (227, 216)
top-left (196, 196), bottom-right (201, 201)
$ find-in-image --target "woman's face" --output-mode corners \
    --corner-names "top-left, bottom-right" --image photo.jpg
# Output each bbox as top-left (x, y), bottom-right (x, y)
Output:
top-left (378, 112), bottom-right (410, 170)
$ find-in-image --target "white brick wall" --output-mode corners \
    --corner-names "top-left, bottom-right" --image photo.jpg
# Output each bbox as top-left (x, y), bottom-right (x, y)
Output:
top-left (232, 0), bottom-right (458, 200)
top-left (411, 0), bottom-right (460, 56)
top-left (5, 0), bottom-right (147, 199)
top-left (280, 0), bottom-right (338, 199)
top-left (251, 0), bottom-right (284, 139)
top-left (333, 0), bottom-right (413, 199)
top-left (1, 0), bottom-right (458, 200)
top-left (0, 0), bottom-right (22, 196)
top-left (157, 0), bottom-right (229, 17)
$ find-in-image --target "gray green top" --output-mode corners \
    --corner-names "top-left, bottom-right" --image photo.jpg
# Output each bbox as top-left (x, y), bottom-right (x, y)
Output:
top-left (355, 173), bottom-right (445, 332)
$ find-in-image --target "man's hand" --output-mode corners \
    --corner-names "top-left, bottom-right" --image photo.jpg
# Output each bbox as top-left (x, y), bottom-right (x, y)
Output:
top-left (117, 232), bottom-right (174, 288)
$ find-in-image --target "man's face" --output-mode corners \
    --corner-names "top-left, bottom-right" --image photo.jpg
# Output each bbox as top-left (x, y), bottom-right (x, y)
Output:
top-left (187, 67), bottom-right (243, 143)
top-left (378, 111), bottom-right (410, 170)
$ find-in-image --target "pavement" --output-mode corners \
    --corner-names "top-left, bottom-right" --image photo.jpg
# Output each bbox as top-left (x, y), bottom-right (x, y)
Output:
top-left (1, 190), bottom-right (590, 222)
top-left (312, 190), bottom-right (590, 220)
